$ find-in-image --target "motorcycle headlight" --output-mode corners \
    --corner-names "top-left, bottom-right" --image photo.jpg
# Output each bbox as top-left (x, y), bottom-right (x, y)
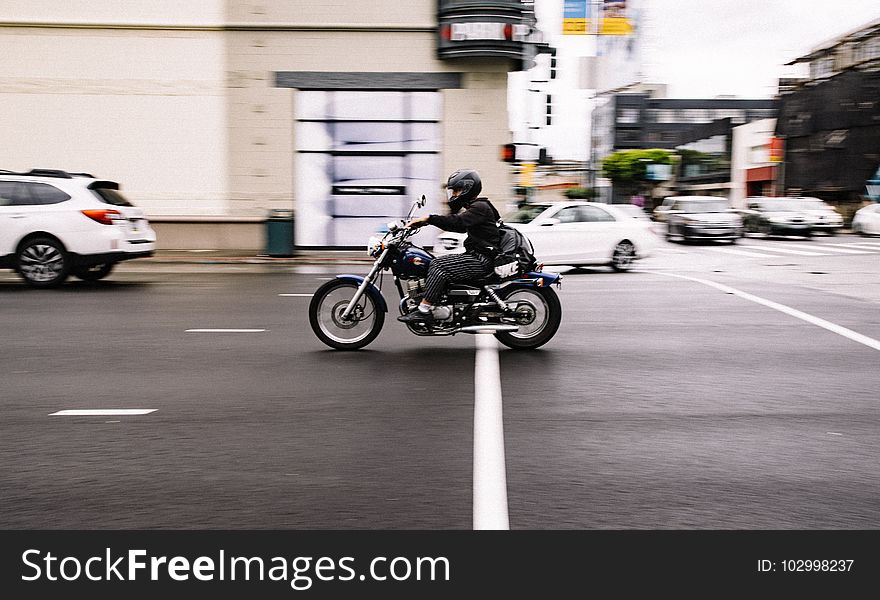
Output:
top-left (367, 236), bottom-right (384, 257)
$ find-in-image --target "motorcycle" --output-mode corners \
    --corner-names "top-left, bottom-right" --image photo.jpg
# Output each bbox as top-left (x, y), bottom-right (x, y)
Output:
top-left (308, 195), bottom-right (563, 351)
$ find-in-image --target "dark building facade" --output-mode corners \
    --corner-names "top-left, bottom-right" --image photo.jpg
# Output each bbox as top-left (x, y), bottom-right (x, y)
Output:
top-left (776, 18), bottom-right (880, 207)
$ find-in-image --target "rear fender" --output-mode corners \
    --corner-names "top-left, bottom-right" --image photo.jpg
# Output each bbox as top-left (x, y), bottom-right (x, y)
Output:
top-left (335, 274), bottom-right (388, 312)
top-left (497, 271), bottom-right (562, 290)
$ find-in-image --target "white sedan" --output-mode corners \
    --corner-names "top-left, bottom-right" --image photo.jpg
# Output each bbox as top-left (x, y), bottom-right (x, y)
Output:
top-left (852, 203), bottom-right (880, 236)
top-left (432, 201), bottom-right (659, 272)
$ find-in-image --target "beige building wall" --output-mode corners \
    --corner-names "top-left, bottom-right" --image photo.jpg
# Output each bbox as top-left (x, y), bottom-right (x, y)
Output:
top-left (0, 0), bottom-right (230, 217)
top-left (1, 0), bottom-right (521, 248)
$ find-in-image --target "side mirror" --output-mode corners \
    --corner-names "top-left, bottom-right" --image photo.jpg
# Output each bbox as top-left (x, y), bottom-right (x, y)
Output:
top-left (417, 195), bottom-right (426, 209)
top-left (540, 218), bottom-right (561, 227)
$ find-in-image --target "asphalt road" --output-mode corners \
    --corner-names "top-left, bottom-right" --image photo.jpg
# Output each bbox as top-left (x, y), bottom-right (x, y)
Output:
top-left (1, 234), bottom-right (878, 529)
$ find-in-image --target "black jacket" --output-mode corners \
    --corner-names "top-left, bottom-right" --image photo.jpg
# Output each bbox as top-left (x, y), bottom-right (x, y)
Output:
top-left (427, 198), bottom-right (501, 257)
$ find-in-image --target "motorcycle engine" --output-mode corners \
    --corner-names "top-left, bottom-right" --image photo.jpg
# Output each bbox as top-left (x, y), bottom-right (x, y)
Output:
top-left (406, 278), bottom-right (424, 299)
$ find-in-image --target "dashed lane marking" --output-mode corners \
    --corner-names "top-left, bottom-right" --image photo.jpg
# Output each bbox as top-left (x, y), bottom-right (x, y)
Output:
top-left (50, 409), bottom-right (157, 416)
top-left (708, 247), bottom-right (777, 258)
top-left (738, 244), bottom-right (829, 256)
top-left (185, 329), bottom-right (267, 333)
top-left (472, 333), bottom-right (510, 530)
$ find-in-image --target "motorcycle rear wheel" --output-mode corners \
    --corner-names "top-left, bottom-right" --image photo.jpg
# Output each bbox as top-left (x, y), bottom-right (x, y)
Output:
top-left (309, 280), bottom-right (384, 350)
top-left (494, 286), bottom-right (562, 350)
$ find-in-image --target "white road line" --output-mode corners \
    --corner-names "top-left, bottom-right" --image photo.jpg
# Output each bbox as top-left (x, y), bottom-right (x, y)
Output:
top-left (473, 333), bottom-right (510, 530)
top-left (50, 409), bottom-right (157, 416)
top-left (739, 244), bottom-right (829, 256)
top-left (278, 293), bottom-right (314, 297)
top-left (649, 272), bottom-right (880, 352)
top-left (708, 247), bottom-right (777, 258)
top-left (827, 243), bottom-right (880, 250)
top-left (809, 245), bottom-right (872, 254)
top-left (185, 329), bottom-right (267, 333)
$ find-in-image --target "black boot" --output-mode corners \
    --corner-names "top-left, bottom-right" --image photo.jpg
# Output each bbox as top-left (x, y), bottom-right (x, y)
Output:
top-left (397, 307), bottom-right (434, 324)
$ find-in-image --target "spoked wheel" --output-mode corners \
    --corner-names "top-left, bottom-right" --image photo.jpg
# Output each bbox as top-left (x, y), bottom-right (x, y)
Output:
top-left (494, 287), bottom-right (562, 350)
top-left (73, 263), bottom-right (115, 281)
top-left (309, 280), bottom-right (384, 350)
top-left (16, 237), bottom-right (70, 288)
top-left (610, 240), bottom-right (636, 272)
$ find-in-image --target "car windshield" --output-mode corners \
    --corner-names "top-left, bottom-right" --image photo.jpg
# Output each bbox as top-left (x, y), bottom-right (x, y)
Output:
top-left (502, 204), bottom-right (550, 224)
top-left (677, 200), bottom-right (730, 213)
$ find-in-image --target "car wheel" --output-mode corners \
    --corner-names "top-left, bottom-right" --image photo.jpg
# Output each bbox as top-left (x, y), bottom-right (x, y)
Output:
top-left (73, 263), bottom-right (115, 281)
top-left (610, 240), bottom-right (636, 272)
top-left (16, 237), bottom-right (70, 288)
top-left (759, 222), bottom-right (772, 237)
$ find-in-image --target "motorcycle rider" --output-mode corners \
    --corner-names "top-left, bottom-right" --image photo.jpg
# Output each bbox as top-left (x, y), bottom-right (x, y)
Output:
top-left (398, 169), bottom-right (500, 324)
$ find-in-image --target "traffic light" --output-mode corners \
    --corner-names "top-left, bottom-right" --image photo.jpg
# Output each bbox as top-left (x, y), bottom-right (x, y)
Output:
top-left (501, 143), bottom-right (516, 163)
top-left (545, 94), bottom-right (552, 126)
top-left (549, 47), bottom-right (557, 80)
top-left (538, 147), bottom-right (550, 165)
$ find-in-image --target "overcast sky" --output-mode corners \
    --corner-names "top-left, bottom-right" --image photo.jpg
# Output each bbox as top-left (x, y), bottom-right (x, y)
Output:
top-left (515, 0), bottom-right (878, 159)
top-left (535, 0), bottom-right (880, 98)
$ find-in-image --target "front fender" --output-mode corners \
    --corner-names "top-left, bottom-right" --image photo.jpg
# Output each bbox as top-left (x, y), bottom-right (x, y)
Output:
top-left (335, 274), bottom-right (388, 312)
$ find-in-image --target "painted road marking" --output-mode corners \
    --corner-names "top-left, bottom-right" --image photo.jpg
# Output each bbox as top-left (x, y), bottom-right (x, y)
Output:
top-left (828, 242), bottom-right (880, 251)
top-left (650, 272), bottom-right (880, 353)
top-left (185, 329), bottom-right (267, 333)
top-left (278, 293), bottom-right (314, 297)
top-left (473, 333), bottom-right (510, 530)
top-left (708, 247), bottom-right (776, 258)
top-left (50, 409), bottom-right (157, 416)
top-left (739, 244), bottom-right (828, 256)
top-left (808, 245), bottom-right (872, 254)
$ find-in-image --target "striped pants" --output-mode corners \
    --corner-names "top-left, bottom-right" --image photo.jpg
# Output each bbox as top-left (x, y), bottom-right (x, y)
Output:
top-left (423, 252), bottom-right (493, 303)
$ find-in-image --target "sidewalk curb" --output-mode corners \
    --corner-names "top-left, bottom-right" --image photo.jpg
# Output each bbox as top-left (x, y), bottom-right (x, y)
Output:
top-left (140, 253), bottom-right (373, 265)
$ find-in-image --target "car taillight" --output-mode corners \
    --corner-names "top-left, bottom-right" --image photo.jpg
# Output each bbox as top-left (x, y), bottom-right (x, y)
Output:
top-left (81, 209), bottom-right (125, 225)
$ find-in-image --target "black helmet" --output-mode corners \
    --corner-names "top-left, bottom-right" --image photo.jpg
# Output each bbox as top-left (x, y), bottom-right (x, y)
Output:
top-left (445, 169), bottom-right (482, 213)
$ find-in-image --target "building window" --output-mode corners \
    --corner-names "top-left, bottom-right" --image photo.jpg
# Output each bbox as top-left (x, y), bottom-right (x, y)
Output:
top-left (617, 108), bottom-right (640, 124)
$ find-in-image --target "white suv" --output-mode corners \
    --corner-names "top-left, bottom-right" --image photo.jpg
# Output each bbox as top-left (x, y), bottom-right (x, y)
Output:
top-left (0, 169), bottom-right (156, 287)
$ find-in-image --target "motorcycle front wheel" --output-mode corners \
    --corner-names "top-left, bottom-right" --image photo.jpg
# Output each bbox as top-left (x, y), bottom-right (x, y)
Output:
top-left (309, 280), bottom-right (385, 350)
top-left (494, 286), bottom-right (562, 350)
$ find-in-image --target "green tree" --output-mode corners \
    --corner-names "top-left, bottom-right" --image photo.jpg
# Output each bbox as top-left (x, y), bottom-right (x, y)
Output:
top-left (601, 149), bottom-right (675, 186)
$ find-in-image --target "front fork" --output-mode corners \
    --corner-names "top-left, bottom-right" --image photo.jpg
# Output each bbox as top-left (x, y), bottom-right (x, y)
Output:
top-left (340, 249), bottom-right (388, 321)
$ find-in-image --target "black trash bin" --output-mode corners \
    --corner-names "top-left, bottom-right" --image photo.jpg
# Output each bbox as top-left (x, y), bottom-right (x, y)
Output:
top-left (265, 209), bottom-right (295, 257)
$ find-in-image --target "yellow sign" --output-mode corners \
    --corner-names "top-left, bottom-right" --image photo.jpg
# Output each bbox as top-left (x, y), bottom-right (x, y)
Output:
top-left (600, 18), bottom-right (633, 35)
top-left (563, 19), bottom-right (591, 35)
top-left (600, 1), bottom-right (633, 36)
top-left (563, 0), bottom-right (591, 36)
top-left (519, 163), bottom-right (536, 187)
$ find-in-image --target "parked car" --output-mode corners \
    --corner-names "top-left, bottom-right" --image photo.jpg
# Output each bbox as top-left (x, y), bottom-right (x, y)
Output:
top-left (652, 196), bottom-right (676, 222)
top-left (852, 203), bottom-right (880, 236)
top-left (0, 168), bottom-right (156, 287)
top-left (787, 196), bottom-right (843, 234)
top-left (664, 196), bottom-right (742, 243)
top-left (738, 197), bottom-right (813, 237)
top-left (432, 201), bottom-right (658, 272)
